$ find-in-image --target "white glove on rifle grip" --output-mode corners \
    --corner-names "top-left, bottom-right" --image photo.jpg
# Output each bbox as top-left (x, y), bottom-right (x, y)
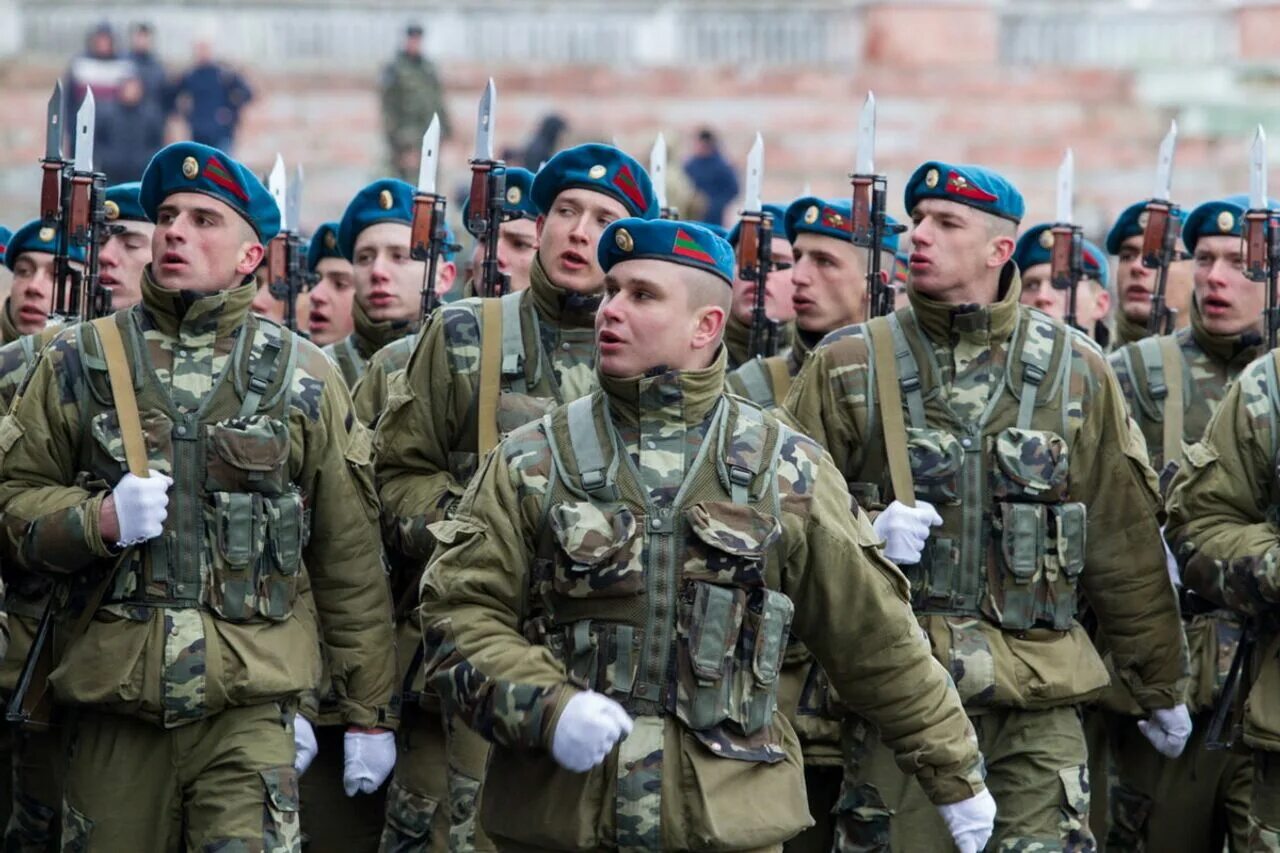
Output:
top-left (938, 788), bottom-right (997, 853)
top-left (113, 470), bottom-right (172, 547)
top-left (551, 690), bottom-right (633, 773)
top-left (1139, 704), bottom-right (1193, 759)
top-left (343, 730), bottom-right (396, 796)
top-left (292, 714), bottom-right (318, 776)
top-left (872, 499), bottom-right (944, 565)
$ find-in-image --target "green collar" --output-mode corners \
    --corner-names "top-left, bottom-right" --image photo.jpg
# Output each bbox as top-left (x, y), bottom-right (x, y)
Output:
top-left (598, 348), bottom-right (726, 431)
top-left (351, 298), bottom-right (415, 360)
top-left (907, 263), bottom-right (1021, 346)
top-left (529, 254), bottom-right (600, 329)
top-left (140, 269), bottom-right (256, 340)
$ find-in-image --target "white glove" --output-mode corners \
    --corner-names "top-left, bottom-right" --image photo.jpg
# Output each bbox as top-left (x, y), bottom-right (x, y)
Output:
top-left (872, 499), bottom-right (944, 565)
top-left (1161, 526), bottom-right (1181, 587)
top-left (937, 788), bottom-right (997, 853)
top-left (1139, 704), bottom-right (1192, 758)
top-left (551, 690), bottom-right (633, 773)
top-left (113, 470), bottom-right (172, 547)
top-left (292, 714), bottom-right (318, 776)
top-left (343, 729), bottom-right (396, 796)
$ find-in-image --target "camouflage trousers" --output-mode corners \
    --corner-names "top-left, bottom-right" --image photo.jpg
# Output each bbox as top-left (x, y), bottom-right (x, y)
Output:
top-left (5, 724), bottom-right (61, 852)
top-left (1105, 707), bottom-right (1251, 852)
top-left (300, 723), bottom-right (387, 853)
top-left (61, 702), bottom-right (300, 853)
top-left (836, 706), bottom-right (1093, 852)
top-left (381, 704), bottom-right (493, 853)
top-left (1250, 750), bottom-right (1280, 852)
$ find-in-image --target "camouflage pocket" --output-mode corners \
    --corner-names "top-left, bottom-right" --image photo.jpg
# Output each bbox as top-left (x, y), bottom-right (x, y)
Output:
top-left (205, 415), bottom-right (290, 495)
top-left (1057, 764), bottom-right (1093, 849)
top-left (990, 427), bottom-right (1070, 503)
top-left (203, 491), bottom-right (266, 622)
top-left (683, 501), bottom-right (781, 587)
top-left (905, 427), bottom-right (964, 505)
top-left (548, 501), bottom-right (644, 598)
top-left (257, 491), bottom-right (309, 621)
top-left (380, 778), bottom-right (438, 848)
top-left (676, 581), bottom-right (746, 731)
top-left (552, 619), bottom-right (643, 698)
top-left (991, 501), bottom-right (1086, 631)
top-left (496, 392), bottom-right (558, 439)
top-left (259, 765), bottom-right (301, 852)
top-left (739, 589), bottom-right (795, 733)
top-left (89, 408), bottom-right (174, 480)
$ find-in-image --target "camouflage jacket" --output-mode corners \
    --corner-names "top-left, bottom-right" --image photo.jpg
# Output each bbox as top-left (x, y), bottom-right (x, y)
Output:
top-left (420, 354), bottom-right (983, 851)
top-left (722, 311), bottom-right (794, 371)
top-left (322, 298), bottom-right (416, 389)
top-left (0, 272), bottom-right (397, 729)
top-left (785, 268), bottom-right (1188, 714)
top-left (0, 299), bottom-right (22, 345)
top-left (374, 255), bottom-right (599, 566)
top-left (1166, 349), bottom-right (1280, 751)
top-left (726, 327), bottom-right (814, 410)
top-left (351, 331), bottom-right (417, 428)
top-left (1113, 312), bottom-right (1151, 350)
top-left (379, 51), bottom-right (449, 149)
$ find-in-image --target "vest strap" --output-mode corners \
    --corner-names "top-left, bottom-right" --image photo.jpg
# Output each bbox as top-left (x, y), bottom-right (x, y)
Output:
top-left (887, 314), bottom-right (926, 429)
top-left (1158, 336), bottom-right (1184, 469)
top-left (867, 316), bottom-right (916, 507)
top-left (238, 338), bottom-right (283, 419)
top-left (1136, 336), bottom-right (1168, 403)
top-left (94, 317), bottom-right (147, 477)
top-left (732, 358), bottom-right (774, 407)
top-left (477, 298), bottom-right (503, 456)
top-left (566, 396), bottom-right (617, 501)
top-left (500, 290), bottom-right (527, 393)
top-left (1016, 316), bottom-right (1056, 430)
top-left (765, 358), bottom-right (792, 407)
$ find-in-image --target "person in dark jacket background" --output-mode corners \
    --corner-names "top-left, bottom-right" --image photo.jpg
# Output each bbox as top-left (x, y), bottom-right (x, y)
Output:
top-left (170, 39), bottom-right (253, 152)
top-left (682, 127), bottom-right (740, 227)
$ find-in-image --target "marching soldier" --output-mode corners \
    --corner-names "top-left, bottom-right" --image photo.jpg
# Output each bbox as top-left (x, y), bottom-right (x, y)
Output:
top-left (373, 143), bottom-right (657, 851)
top-left (784, 161), bottom-right (1191, 850)
top-left (418, 216), bottom-right (995, 853)
top-left (1013, 224), bottom-right (1113, 348)
top-left (722, 202), bottom-right (795, 369)
top-left (305, 222), bottom-right (357, 347)
top-left (0, 221), bottom-right (84, 344)
top-left (1107, 200), bottom-right (1194, 347)
top-left (324, 178), bottom-right (457, 389)
top-left (0, 141), bottom-right (398, 851)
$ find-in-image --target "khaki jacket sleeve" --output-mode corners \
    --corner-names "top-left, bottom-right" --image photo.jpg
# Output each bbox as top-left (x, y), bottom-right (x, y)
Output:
top-left (419, 434), bottom-right (575, 749)
top-left (294, 372), bottom-right (398, 728)
top-left (779, 434), bottom-right (984, 805)
top-left (1074, 351), bottom-right (1187, 710)
top-left (1166, 360), bottom-right (1280, 615)
top-left (782, 335), bottom-right (869, 487)
top-left (374, 310), bottom-right (478, 563)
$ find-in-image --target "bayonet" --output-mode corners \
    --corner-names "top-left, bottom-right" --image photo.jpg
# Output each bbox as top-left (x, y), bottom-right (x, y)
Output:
top-left (1154, 120), bottom-right (1177, 202)
top-left (418, 114), bottom-right (440, 195)
top-left (739, 133), bottom-right (776, 358)
top-left (73, 89), bottom-right (95, 174)
top-left (1142, 120), bottom-right (1184, 335)
top-left (474, 78), bottom-right (495, 162)
top-left (45, 82), bottom-right (62, 161)
top-left (650, 132), bottom-right (673, 218)
top-left (412, 113), bottom-right (450, 318)
top-left (1055, 148), bottom-right (1074, 225)
top-left (855, 91), bottom-right (875, 176)
top-left (743, 133), bottom-right (764, 214)
top-left (1049, 149), bottom-right (1085, 331)
top-left (288, 164), bottom-right (304, 235)
top-left (850, 90), bottom-right (904, 319)
top-left (467, 79), bottom-right (508, 297)
top-left (268, 154), bottom-right (287, 231)
top-left (1250, 125), bottom-right (1267, 212)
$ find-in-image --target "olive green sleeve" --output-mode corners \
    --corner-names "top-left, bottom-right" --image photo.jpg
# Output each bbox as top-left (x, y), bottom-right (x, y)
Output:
top-left (1074, 353), bottom-right (1188, 710)
top-left (374, 311), bottom-right (477, 563)
top-left (295, 375), bottom-right (399, 729)
top-left (349, 358), bottom-right (386, 429)
top-left (780, 436), bottom-right (984, 806)
top-left (1166, 362), bottom-right (1280, 615)
top-left (781, 336), bottom-right (869, 485)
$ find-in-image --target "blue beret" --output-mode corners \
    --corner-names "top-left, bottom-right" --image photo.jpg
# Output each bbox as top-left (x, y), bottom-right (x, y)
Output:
top-left (4, 219), bottom-right (86, 271)
top-left (532, 144), bottom-right (658, 219)
top-left (440, 222), bottom-right (460, 263)
top-left (337, 178), bottom-right (415, 261)
top-left (893, 251), bottom-right (909, 284)
top-left (0, 226), bottom-right (10, 259)
top-left (104, 182), bottom-right (147, 223)
top-left (1013, 224), bottom-right (1109, 288)
top-left (904, 161), bottom-right (1024, 224)
top-left (306, 222), bottom-right (344, 271)
top-left (783, 196), bottom-right (901, 254)
top-left (727, 204), bottom-right (788, 247)
top-left (140, 141), bottom-right (280, 241)
top-left (599, 218), bottom-right (735, 285)
top-left (461, 167), bottom-right (539, 222)
top-left (1180, 194), bottom-right (1280, 254)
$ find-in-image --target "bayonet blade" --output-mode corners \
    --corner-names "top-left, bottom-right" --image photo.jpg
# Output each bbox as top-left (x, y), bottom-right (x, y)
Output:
top-left (268, 154), bottom-right (287, 231)
top-left (1250, 125), bottom-right (1268, 211)
top-left (74, 88), bottom-right (95, 173)
top-left (649, 132), bottom-right (668, 210)
top-left (855, 91), bottom-right (876, 175)
top-left (1154, 119), bottom-right (1177, 202)
top-left (744, 133), bottom-right (764, 213)
top-left (45, 81), bottom-right (62, 160)
top-left (288, 163), bottom-right (304, 233)
top-left (1055, 148), bottom-right (1074, 224)
top-left (418, 113), bottom-right (440, 194)
top-left (474, 79), bottom-right (495, 162)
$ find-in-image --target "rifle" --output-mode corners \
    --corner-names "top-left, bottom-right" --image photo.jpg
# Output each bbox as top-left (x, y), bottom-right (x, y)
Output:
top-left (411, 114), bottom-right (450, 319)
top-left (1244, 126), bottom-right (1280, 350)
top-left (650, 133), bottom-right (679, 221)
top-left (465, 79), bottom-right (510, 299)
top-left (265, 157), bottom-right (316, 334)
top-left (1049, 149), bottom-right (1086, 333)
top-left (850, 93), bottom-right (905, 319)
top-left (738, 134), bottom-right (778, 359)
top-left (1142, 121), bottom-right (1184, 337)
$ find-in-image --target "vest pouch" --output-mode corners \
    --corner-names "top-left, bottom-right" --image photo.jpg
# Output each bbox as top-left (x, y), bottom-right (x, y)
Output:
top-left (905, 427), bottom-right (964, 506)
top-left (204, 491), bottom-right (265, 622)
top-left (684, 501), bottom-right (782, 588)
top-left (495, 392), bottom-right (559, 439)
top-left (548, 502), bottom-right (644, 598)
top-left (257, 491), bottom-right (309, 621)
top-left (205, 416), bottom-right (290, 496)
top-left (89, 409), bottom-right (175, 481)
top-left (993, 502), bottom-right (1044, 630)
top-left (554, 620), bottom-right (642, 700)
top-left (740, 588), bottom-right (795, 734)
top-left (990, 428), bottom-right (1070, 503)
top-left (676, 581), bottom-right (746, 731)
top-left (1047, 502), bottom-right (1086, 630)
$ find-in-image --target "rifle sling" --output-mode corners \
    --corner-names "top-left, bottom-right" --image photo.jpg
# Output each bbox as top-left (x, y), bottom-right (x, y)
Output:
top-left (1159, 335), bottom-right (1184, 471)
top-left (868, 317), bottom-right (916, 508)
top-left (765, 358), bottom-right (792, 406)
top-left (477, 298), bottom-right (502, 456)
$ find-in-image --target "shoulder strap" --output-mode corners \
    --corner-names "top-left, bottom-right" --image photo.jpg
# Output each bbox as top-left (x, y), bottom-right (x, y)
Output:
top-left (1158, 335), bottom-right (1184, 468)
top-left (719, 399), bottom-right (770, 505)
top-left (565, 395), bottom-right (618, 501)
top-left (1134, 336), bottom-right (1169, 409)
top-left (730, 358), bottom-right (774, 407)
top-left (500, 290), bottom-right (529, 393)
top-left (93, 317), bottom-right (147, 477)
top-left (1016, 314), bottom-right (1057, 429)
top-left (866, 316), bottom-right (916, 507)
top-left (766, 358), bottom-right (792, 407)
top-left (477, 298), bottom-right (503, 456)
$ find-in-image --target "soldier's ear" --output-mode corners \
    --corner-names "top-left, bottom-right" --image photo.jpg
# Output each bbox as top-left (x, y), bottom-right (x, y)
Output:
top-left (534, 215), bottom-right (546, 243)
top-left (237, 242), bottom-right (266, 277)
top-left (434, 261), bottom-right (457, 296)
top-left (988, 234), bottom-right (1016, 269)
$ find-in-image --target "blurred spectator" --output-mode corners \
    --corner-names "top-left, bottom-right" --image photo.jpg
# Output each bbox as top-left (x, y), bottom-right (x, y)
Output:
top-left (380, 24), bottom-right (450, 182)
top-left (682, 128), bottom-right (739, 227)
top-left (97, 75), bottom-right (165, 182)
top-left (522, 114), bottom-right (568, 169)
top-left (128, 22), bottom-right (170, 150)
top-left (171, 39), bottom-right (253, 152)
top-left (63, 21), bottom-right (136, 157)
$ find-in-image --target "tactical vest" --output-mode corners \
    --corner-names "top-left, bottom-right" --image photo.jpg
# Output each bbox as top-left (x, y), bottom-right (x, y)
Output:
top-left (327, 334), bottom-right (366, 387)
top-left (1114, 334), bottom-right (1188, 485)
top-left (75, 310), bottom-right (306, 622)
top-left (862, 309), bottom-right (1088, 632)
top-left (729, 355), bottom-right (794, 411)
top-left (526, 392), bottom-right (795, 762)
